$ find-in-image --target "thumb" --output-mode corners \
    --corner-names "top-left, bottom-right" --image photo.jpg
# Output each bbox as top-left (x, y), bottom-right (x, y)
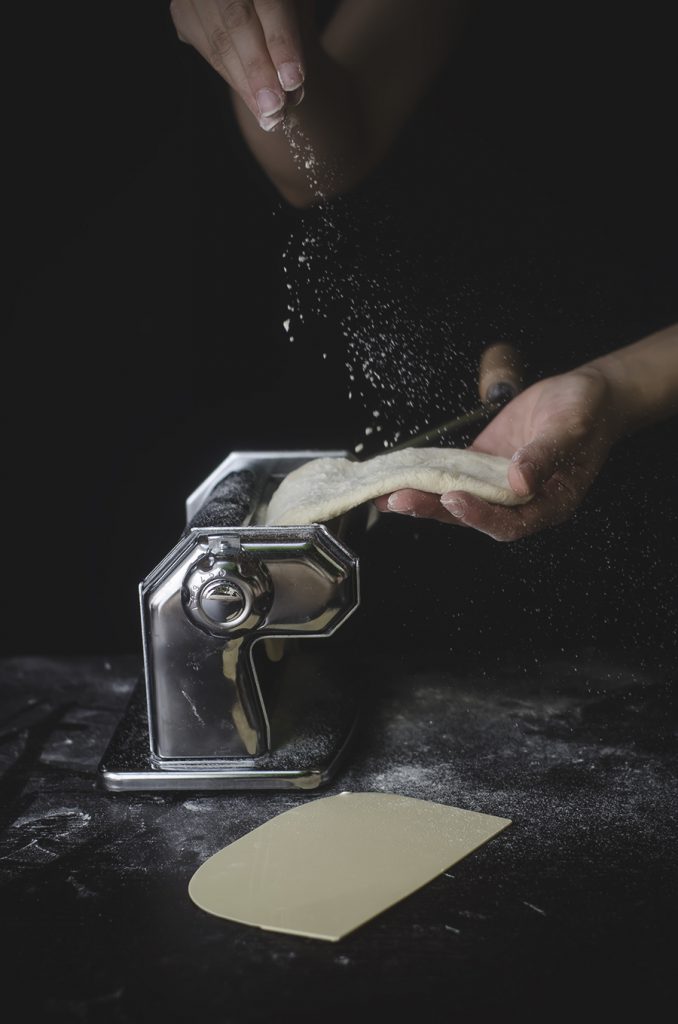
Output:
top-left (508, 427), bottom-right (579, 496)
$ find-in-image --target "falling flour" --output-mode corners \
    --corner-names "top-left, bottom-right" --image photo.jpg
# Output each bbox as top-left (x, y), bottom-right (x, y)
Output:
top-left (279, 117), bottom-right (477, 452)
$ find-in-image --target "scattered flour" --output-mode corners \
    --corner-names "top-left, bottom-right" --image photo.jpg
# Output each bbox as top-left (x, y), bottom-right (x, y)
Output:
top-left (279, 117), bottom-right (476, 452)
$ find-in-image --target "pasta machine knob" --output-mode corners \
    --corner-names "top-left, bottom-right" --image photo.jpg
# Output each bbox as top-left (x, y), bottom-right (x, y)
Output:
top-left (182, 546), bottom-right (272, 637)
top-left (198, 579), bottom-right (247, 625)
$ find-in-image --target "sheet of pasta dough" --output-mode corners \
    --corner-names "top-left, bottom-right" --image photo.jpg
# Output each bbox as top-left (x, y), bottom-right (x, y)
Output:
top-left (265, 447), bottom-right (529, 526)
top-left (188, 792), bottom-right (511, 941)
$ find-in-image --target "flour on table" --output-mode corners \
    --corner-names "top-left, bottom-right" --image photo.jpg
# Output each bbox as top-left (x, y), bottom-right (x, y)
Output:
top-left (265, 447), bottom-right (530, 526)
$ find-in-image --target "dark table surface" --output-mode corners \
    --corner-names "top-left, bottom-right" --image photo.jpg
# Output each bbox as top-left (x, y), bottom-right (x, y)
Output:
top-left (1, 646), bottom-right (676, 1024)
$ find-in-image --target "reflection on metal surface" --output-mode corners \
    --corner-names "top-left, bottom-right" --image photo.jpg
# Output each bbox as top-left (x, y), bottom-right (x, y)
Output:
top-left (263, 637), bottom-right (286, 662)
top-left (223, 641), bottom-right (258, 756)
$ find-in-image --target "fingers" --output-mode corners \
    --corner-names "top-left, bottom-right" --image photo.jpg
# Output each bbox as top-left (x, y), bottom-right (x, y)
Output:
top-left (439, 482), bottom-right (578, 541)
top-left (373, 490), bottom-right (467, 526)
top-left (254, 0), bottom-right (305, 94)
top-left (376, 479), bottom-right (580, 542)
top-left (377, 487), bottom-right (522, 537)
top-left (170, 1), bottom-right (304, 130)
top-left (203, 0), bottom-right (288, 127)
top-left (440, 492), bottom-right (532, 541)
top-left (172, 1), bottom-right (264, 120)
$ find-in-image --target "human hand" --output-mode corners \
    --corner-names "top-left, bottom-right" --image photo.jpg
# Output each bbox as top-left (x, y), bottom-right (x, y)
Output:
top-left (170, 0), bottom-right (306, 131)
top-left (374, 365), bottom-right (626, 541)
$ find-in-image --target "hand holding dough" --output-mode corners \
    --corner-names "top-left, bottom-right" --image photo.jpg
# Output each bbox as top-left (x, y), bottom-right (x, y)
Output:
top-left (265, 447), bottom-right (530, 526)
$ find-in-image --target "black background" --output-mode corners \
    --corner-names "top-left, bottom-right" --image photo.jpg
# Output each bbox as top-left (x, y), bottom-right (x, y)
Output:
top-left (4, 0), bottom-right (677, 657)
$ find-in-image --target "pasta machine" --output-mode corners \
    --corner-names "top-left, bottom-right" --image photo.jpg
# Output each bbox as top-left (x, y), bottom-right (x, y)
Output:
top-left (99, 452), bottom-right (369, 792)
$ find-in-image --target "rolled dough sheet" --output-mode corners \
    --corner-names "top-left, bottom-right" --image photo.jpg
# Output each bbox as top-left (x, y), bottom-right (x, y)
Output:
top-left (188, 792), bottom-right (510, 941)
top-left (265, 447), bottom-right (529, 526)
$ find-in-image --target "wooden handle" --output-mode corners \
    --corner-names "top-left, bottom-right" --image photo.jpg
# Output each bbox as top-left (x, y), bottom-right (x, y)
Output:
top-left (478, 343), bottom-right (523, 405)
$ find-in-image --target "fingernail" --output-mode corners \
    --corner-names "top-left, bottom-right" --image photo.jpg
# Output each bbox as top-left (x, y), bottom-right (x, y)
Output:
top-left (441, 496), bottom-right (465, 518)
top-left (256, 88), bottom-right (284, 117)
top-left (387, 494), bottom-right (414, 514)
top-left (277, 62), bottom-right (304, 92)
top-left (259, 112), bottom-right (285, 132)
top-left (288, 84), bottom-right (305, 107)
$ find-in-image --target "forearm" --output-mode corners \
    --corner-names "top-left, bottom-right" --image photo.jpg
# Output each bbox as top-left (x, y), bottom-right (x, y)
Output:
top-left (586, 324), bottom-right (678, 434)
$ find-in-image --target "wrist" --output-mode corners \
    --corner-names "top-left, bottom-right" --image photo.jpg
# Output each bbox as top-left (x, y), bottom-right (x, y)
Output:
top-left (580, 326), bottom-right (678, 434)
top-left (580, 354), bottom-right (638, 438)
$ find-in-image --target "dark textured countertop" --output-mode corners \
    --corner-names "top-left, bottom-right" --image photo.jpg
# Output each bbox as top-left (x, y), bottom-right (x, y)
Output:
top-left (1, 648), bottom-right (676, 1023)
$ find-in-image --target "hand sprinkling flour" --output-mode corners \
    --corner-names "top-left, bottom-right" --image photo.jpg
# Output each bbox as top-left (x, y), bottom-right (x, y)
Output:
top-left (171, 2), bottom-right (678, 542)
